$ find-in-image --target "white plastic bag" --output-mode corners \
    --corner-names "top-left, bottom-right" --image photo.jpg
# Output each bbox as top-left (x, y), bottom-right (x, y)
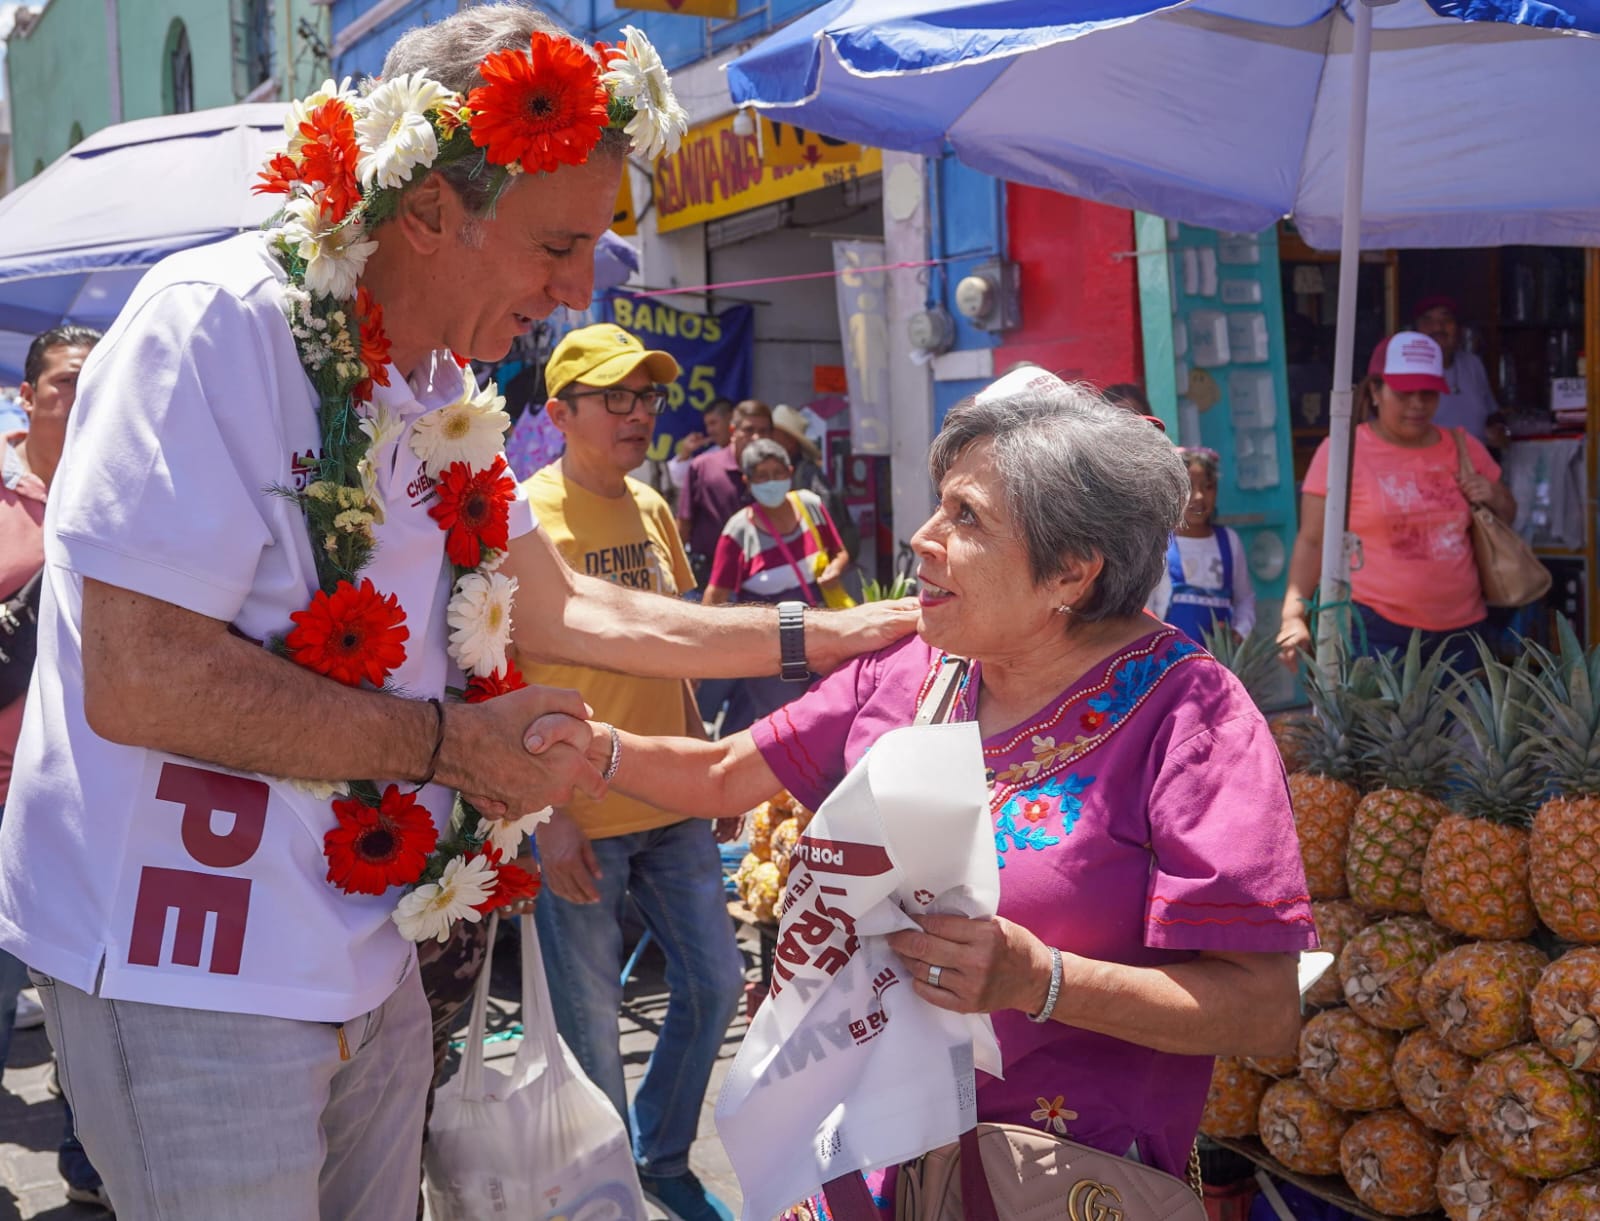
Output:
top-left (424, 913), bottom-right (648, 1221)
top-left (714, 720), bottom-right (1002, 1220)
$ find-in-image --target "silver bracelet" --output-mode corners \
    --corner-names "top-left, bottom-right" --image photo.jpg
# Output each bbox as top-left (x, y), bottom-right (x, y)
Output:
top-left (600, 723), bottom-right (622, 783)
top-left (1028, 946), bottom-right (1063, 1024)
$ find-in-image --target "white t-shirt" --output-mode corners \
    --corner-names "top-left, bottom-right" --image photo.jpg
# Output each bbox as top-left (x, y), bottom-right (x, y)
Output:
top-left (1433, 349), bottom-right (1497, 445)
top-left (1147, 529), bottom-right (1257, 637)
top-left (0, 234), bottom-right (535, 1022)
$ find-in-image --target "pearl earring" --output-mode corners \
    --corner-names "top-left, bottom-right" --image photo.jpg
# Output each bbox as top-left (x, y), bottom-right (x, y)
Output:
top-left (1056, 605), bottom-right (1074, 616)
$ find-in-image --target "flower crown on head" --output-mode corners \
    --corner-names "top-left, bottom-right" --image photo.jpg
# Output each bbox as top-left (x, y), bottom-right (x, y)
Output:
top-left (255, 26), bottom-right (686, 302)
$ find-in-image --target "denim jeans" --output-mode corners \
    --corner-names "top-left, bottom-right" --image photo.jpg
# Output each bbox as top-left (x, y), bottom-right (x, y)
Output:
top-left (1352, 602), bottom-right (1489, 675)
top-left (30, 965), bottom-right (433, 1220)
top-left (535, 817), bottom-right (745, 1178)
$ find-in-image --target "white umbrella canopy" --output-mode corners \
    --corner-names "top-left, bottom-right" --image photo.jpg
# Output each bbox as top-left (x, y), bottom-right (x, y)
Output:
top-left (728, 0), bottom-right (1600, 657)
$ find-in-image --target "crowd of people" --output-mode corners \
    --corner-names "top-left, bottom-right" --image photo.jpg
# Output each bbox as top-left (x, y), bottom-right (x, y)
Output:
top-left (0, 5), bottom-right (1532, 1221)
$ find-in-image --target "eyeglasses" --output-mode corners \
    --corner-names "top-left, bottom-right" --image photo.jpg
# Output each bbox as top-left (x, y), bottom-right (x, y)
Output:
top-left (560, 385), bottom-right (670, 416)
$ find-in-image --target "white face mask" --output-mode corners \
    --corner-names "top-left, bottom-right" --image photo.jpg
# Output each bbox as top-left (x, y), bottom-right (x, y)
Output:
top-left (750, 479), bottom-right (791, 508)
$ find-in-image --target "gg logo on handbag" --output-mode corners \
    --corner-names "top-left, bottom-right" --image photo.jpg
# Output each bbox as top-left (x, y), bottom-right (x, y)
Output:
top-left (1067, 1178), bottom-right (1125, 1221)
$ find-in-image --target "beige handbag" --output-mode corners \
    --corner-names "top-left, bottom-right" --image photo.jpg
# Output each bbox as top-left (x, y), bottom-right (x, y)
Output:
top-left (1452, 429), bottom-right (1551, 608)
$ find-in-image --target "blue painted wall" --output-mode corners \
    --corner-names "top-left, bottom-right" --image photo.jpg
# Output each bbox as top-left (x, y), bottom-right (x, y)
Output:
top-left (929, 152), bottom-right (1005, 428)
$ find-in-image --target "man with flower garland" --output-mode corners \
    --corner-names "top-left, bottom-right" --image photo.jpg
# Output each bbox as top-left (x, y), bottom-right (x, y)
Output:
top-left (0, 6), bottom-right (914, 1218)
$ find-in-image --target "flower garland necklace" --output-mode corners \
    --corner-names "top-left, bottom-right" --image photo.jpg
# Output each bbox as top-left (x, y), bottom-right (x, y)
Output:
top-left (253, 27), bottom-right (687, 943)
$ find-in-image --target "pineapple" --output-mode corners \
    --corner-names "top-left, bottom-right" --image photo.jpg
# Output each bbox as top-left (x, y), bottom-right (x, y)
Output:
top-left (1299, 1007), bottom-right (1401, 1111)
top-left (1419, 940), bottom-right (1550, 1059)
top-left (1346, 634), bottom-right (1457, 914)
top-left (1436, 1135), bottom-right (1537, 1221)
top-left (746, 861), bottom-right (781, 922)
top-left (1199, 1058), bottom-right (1271, 1139)
top-left (749, 801), bottom-right (780, 861)
top-left (1530, 1170), bottom-right (1600, 1220)
top-left (1308, 900), bottom-right (1371, 1008)
top-left (1339, 1109), bottom-right (1444, 1217)
top-left (1424, 644), bottom-right (1540, 939)
top-left (1463, 1043), bottom-right (1600, 1179)
top-left (1393, 1028), bottom-right (1474, 1134)
top-left (1243, 1050), bottom-right (1300, 1079)
top-left (1339, 915), bottom-right (1458, 1031)
top-left (769, 818), bottom-right (800, 884)
top-left (1283, 649), bottom-right (1382, 900)
top-left (1523, 617), bottom-right (1600, 943)
top-left (1532, 948), bottom-right (1600, 1073)
top-left (1258, 1078), bottom-right (1351, 1176)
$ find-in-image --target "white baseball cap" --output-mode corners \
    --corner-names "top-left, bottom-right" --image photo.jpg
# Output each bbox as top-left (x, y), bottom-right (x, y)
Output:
top-left (1368, 331), bottom-right (1450, 394)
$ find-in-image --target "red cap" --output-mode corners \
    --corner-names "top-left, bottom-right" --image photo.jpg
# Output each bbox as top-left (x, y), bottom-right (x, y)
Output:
top-left (1412, 294), bottom-right (1459, 322)
top-left (1368, 332), bottom-right (1450, 394)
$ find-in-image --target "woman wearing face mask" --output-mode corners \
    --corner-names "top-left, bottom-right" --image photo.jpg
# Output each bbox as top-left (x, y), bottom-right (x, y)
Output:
top-left (703, 437), bottom-right (851, 609)
top-left (1278, 331), bottom-right (1516, 672)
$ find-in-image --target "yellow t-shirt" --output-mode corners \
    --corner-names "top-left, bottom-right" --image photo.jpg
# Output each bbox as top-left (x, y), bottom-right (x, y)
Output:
top-left (519, 465), bottom-right (698, 839)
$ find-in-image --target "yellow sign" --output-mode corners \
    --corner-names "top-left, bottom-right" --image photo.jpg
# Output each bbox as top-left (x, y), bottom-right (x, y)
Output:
top-left (617, 0), bottom-right (737, 17)
top-left (653, 113), bottom-right (881, 234)
top-left (762, 121), bottom-right (862, 169)
top-left (611, 173), bottom-right (638, 236)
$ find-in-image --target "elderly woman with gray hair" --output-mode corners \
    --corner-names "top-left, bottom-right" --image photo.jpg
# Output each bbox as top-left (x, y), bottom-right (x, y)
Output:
top-left (596, 369), bottom-right (1313, 1209)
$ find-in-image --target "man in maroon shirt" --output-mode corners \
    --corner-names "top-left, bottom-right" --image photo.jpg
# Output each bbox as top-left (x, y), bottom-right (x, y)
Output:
top-left (677, 399), bottom-right (772, 587)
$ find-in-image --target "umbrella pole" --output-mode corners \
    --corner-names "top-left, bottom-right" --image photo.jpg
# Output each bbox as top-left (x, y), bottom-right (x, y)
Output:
top-left (1315, 0), bottom-right (1376, 673)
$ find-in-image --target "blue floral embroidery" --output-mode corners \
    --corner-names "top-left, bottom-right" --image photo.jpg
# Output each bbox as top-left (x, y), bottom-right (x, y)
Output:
top-left (1085, 640), bottom-right (1199, 723)
top-left (994, 773), bottom-right (1094, 868)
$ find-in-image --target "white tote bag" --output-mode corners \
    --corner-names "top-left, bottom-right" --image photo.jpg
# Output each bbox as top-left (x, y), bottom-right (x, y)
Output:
top-left (714, 705), bottom-right (1002, 1221)
top-left (423, 913), bottom-right (648, 1221)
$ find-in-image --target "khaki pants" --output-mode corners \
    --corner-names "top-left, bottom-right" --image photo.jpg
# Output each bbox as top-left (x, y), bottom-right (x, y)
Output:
top-left (30, 965), bottom-right (432, 1220)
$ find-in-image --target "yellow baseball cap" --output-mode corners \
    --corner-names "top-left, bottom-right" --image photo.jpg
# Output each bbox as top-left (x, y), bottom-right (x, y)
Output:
top-left (545, 324), bottom-right (680, 399)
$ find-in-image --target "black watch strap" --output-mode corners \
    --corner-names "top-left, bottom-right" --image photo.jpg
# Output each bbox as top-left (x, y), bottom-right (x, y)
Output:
top-left (777, 600), bottom-right (809, 682)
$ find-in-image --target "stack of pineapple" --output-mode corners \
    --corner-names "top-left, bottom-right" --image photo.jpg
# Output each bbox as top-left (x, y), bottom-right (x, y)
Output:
top-left (1200, 622), bottom-right (1600, 1220)
top-left (733, 791), bottom-right (814, 923)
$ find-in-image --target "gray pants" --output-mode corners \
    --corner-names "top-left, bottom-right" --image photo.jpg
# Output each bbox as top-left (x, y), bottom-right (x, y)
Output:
top-left (30, 966), bottom-right (432, 1220)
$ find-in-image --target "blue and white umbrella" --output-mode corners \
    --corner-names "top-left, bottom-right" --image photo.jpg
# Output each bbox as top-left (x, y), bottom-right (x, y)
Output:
top-left (729, 0), bottom-right (1600, 656)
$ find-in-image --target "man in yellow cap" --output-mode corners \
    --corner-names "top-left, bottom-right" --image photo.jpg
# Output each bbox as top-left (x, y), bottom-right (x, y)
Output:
top-left (518, 324), bottom-right (743, 1221)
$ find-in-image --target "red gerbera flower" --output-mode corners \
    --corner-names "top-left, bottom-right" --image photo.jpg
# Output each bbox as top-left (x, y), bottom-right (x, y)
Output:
top-left (254, 151), bottom-right (303, 197)
top-left (464, 662), bottom-right (528, 704)
top-left (287, 578), bottom-right (409, 688)
top-left (295, 99), bottom-right (363, 223)
top-left (352, 286), bottom-right (392, 402)
top-left (323, 785), bottom-right (439, 895)
top-left (430, 456), bottom-right (516, 568)
top-left (466, 32), bottom-right (609, 173)
top-left (470, 846), bottom-right (542, 914)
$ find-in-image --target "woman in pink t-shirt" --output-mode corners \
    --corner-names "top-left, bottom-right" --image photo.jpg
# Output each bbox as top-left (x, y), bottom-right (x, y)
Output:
top-left (1279, 331), bottom-right (1516, 671)
top-left (589, 372), bottom-right (1314, 1210)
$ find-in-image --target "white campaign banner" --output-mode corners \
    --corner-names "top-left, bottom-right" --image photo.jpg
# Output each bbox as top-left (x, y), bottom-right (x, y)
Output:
top-left (715, 721), bottom-right (1002, 1220)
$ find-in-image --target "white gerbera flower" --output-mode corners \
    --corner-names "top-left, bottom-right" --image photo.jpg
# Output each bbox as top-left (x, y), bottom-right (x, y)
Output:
top-left (355, 402), bottom-right (406, 522)
top-left (391, 855), bottom-right (496, 943)
top-left (280, 197), bottom-right (378, 300)
top-left (481, 808), bottom-right (552, 860)
top-left (447, 570), bottom-right (517, 678)
top-left (600, 27), bottom-right (689, 160)
top-left (354, 73), bottom-right (451, 190)
top-left (287, 77), bottom-right (359, 151)
top-left (408, 365), bottom-right (510, 478)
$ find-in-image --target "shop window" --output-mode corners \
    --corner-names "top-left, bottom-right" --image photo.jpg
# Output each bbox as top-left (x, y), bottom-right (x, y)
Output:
top-left (165, 20), bottom-right (194, 114)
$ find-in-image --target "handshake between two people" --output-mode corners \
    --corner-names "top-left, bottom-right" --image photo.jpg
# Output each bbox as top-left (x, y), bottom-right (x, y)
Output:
top-left (449, 682), bottom-right (605, 821)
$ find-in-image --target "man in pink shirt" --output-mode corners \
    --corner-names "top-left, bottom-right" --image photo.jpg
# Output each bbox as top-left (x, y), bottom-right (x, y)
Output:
top-left (0, 324), bottom-right (108, 1211)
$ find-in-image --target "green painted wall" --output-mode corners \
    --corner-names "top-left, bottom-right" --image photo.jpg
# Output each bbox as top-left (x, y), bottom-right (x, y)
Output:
top-left (7, 0), bottom-right (329, 185)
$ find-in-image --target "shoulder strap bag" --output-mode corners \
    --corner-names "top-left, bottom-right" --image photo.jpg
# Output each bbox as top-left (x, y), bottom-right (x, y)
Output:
top-left (0, 567), bottom-right (44, 709)
top-left (823, 654), bottom-right (1206, 1221)
top-left (1452, 428), bottom-right (1552, 608)
top-left (793, 494), bottom-right (858, 610)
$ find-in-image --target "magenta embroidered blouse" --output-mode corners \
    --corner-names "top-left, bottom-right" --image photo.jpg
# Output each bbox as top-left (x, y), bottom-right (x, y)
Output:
top-left (752, 627), bottom-right (1316, 1180)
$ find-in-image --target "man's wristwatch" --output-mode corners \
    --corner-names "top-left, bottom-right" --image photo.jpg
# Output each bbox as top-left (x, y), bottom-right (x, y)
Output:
top-left (777, 600), bottom-right (809, 682)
